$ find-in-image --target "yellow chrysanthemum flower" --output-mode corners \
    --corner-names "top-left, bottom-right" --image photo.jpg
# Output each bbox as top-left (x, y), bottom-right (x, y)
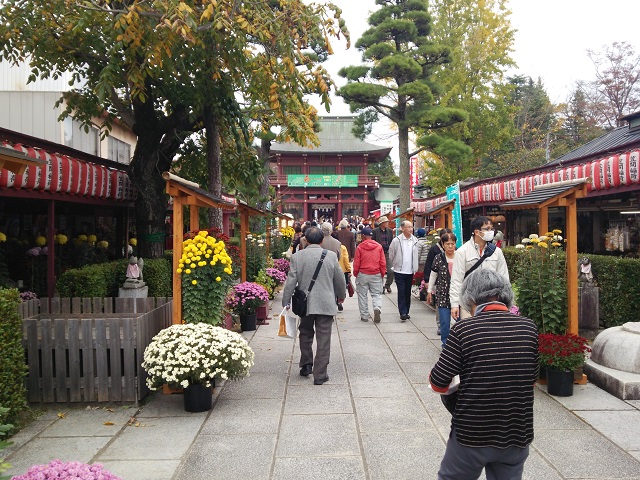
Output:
top-left (545, 232), bottom-right (554, 237)
top-left (0, 232), bottom-right (6, 242)
top-left (185, 269), bottom-right (191, 274)
top-left (88, 234), bottom-right (97, 243)
top-left (216, 276), bottom-right (221, 282)
top-left (77, 234), bottom-right (87, 241)
top-left (530, 238), bottom-right (540, 244)
top-left (177, 268), bottom-right (182, 274)
top-left (538, 242), bottom-right (548, 248)
top-left (192, 280), bottom-right (197, 285)
top-left (526, 245), bottom-right (533, 249)
top-left (553, 229), bottom-right (562, 234)
top-left (551, 242), bottom-right (561, 247)
top-left (129, 238), bottom-right (137, 246)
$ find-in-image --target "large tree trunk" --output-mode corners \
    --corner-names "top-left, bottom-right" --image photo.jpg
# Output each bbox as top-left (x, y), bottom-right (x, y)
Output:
top-left (257, 137), bottom-right (271, 211)
top-left (205, 105), bottom-right (223, 230)
top-left (129, 134), bottom-right (173, 259)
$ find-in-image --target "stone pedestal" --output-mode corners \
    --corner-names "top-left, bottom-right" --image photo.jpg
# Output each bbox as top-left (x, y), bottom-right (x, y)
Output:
top-left (119, 286), bottom-right (148, 299)
top-left (578, 284), bottom-right (600, 332)
top-left (583, 322), bottom-right (640, 399)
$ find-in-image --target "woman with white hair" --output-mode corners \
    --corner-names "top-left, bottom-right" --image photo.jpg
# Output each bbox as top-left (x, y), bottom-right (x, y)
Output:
top-left (430, 269), bottom-right (539, 479)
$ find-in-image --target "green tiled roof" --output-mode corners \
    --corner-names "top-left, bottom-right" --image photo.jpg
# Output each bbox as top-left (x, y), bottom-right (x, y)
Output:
top-left (271, 117), bottom-right (392, 156)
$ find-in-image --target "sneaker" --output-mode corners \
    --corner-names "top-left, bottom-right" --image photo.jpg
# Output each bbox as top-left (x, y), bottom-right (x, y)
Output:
top-left (361, 317), bottom-right (369, 322)
top-left (437, 328), bottom-right (441, 335)
top-left (337, 303), bottom-right (343, 311)
top-left (373, 309), bottom-right (381, 323)
top-left (400, 314), bottom-right (408, 322)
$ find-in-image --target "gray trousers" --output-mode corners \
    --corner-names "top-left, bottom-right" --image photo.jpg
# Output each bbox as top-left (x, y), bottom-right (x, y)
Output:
top-left (298, 314), bottom-right (333, 380)
top-left (383, 251), bottom-right (394, 288)
top-left (438, 428), bottom-right (529, 480)
top-left (355, 273), bottom-right (382, 319)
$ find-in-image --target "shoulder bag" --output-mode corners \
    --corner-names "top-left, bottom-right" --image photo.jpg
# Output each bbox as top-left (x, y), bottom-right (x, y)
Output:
top-left (292, 250), bottom-right (327, 317)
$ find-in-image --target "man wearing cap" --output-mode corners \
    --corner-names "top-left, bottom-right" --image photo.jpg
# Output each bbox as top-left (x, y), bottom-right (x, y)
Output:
top-left (415, 228), bottom-right (430, 273)
top-left (372, 215), bottom-right (394, 293)
top-left (353, 227), bottom-right (386, 323)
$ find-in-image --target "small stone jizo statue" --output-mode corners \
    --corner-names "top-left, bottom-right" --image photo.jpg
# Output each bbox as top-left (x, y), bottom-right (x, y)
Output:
top-left (123, 255), bottom-right (145, 288)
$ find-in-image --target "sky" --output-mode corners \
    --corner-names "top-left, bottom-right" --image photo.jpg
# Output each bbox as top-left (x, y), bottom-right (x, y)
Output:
top-left (310, 0), bottom-right (640, 122)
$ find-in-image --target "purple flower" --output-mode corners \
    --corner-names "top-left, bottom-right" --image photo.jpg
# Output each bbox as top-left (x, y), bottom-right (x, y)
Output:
top-left (273, 258), bottom-right (290, 274)
top-left (12, 460), bottom-right (122, 480)
top-left (225, 282), bottom-right (269, 315)
top-left (266, 267), bottom-right (287, 285)
top-left (510, 305), bottom-right (520, 316)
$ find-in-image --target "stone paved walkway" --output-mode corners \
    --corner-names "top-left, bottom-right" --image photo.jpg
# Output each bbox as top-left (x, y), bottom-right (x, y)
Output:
top-left (4, 290), bottom-right (640, 479)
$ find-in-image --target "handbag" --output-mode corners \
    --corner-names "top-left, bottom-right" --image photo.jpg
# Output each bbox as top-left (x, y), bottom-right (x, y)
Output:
top-left (347, 278), bottom-right (355, 297)
top-left (291, 250), bottom-right (327, 317)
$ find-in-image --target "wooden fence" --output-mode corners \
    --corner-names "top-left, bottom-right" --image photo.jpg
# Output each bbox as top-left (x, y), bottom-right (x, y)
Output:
top-left (20, 297), bottom-right (173, 404)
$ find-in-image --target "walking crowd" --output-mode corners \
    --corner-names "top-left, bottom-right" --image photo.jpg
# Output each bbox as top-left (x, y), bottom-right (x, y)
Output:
top-left (281, 214), bottom-right (537, 479)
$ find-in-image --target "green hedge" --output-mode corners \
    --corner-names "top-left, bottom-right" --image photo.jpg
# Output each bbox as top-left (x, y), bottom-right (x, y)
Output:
top-left (56, 257), bottom-right (173, 298)
top-left (504, 247), bottom-right (640, 329)
top-left (0, 289), bottom-right (27, 429)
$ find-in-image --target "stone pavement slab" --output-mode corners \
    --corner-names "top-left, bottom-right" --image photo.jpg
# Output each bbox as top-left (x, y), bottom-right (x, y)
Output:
top-left (271, 456), bottom-right (366, 480)
top-left (174, 433), bottom-right (276, 480)
top-left (276, 414), bottom-right (360, 457)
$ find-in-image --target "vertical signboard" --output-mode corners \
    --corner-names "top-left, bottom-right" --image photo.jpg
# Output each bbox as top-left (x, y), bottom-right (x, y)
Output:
top-left (446, 181), bottom-right (463, 248)
top-left (409, 156), bottom-right (419, 199)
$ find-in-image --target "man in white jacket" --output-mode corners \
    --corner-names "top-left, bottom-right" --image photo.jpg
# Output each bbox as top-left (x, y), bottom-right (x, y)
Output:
top-left (388, 220), bottom-right (419, 321)
top-left (449, 216), bottom-right (509, 320)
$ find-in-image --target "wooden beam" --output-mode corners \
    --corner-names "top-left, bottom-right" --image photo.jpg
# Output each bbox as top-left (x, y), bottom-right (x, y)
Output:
top-left (240, 212), bottom-right (249, 282)
top-left (189, 205), bottom-right (199, 233)
top-left (172, 197), bottom-right (184, 324)
top-left (538, 206), bottom-right (548, 235)
top-left (566, 196), bottom-right (578, 335)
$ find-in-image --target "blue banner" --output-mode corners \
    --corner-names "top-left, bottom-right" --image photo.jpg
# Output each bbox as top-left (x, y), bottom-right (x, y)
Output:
top-left (446, 182), bottom-right (463, 248)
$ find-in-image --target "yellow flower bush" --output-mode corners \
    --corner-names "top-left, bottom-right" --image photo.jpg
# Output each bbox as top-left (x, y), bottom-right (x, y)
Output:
top-left (179, 230), bottom-right (235, 325)
top-left (54, 234), bottom-right (68, 245)
top-left (279, 226), bottom-right (295, 239)
top-left (515, 229), bottom-right (566, 334)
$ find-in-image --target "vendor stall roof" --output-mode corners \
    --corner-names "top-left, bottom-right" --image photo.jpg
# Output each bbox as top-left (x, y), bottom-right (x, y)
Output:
top-left (501, 179), bottom-right (589, 210)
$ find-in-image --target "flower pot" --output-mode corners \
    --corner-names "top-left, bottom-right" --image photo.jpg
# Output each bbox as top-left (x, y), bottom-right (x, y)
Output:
top-left (256, 302), bottom-right (269, 321)
top-left (183, 383), bottom-right (213, 412)
top-left (546, 368), bottom-right (574, 397)
top-left (240, 312), bottom-right (257, 331)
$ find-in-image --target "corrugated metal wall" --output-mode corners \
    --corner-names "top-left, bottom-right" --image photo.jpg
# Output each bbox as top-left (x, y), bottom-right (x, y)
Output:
top-left (0, 91), bottom-right (62, 142)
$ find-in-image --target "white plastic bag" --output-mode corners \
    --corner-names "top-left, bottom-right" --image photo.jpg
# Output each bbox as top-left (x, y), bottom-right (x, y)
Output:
top-left (284, 309), bottom-right (298, 339)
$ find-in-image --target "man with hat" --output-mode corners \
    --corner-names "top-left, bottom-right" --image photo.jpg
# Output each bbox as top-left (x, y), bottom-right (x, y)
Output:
top-left (353, 226), bottom-right (386, 323)
top-left (372, 215), bottom-right (394, 293)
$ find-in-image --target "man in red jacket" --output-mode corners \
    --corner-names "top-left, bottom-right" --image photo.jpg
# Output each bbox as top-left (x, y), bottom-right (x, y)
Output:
top-left (353, 227), bottom-right (387, 323)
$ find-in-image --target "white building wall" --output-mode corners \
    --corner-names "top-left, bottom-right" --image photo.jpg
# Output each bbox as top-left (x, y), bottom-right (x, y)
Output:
top-left (0, 62), bottom-right (137, 163)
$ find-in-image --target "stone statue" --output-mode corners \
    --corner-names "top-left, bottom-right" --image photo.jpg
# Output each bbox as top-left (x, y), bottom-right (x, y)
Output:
top-left (578, 257), bottom-right (594, 284)
top-left (123, 256), bottom-right (145, 288)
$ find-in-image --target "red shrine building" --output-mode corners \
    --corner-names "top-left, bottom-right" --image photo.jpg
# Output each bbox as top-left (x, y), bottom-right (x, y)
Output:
top-left (270, 117), bottom-right (391, 221)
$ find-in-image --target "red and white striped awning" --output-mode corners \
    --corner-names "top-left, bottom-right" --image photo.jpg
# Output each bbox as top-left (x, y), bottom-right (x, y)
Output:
top-left (0, 141), bottom-right (135, 201)
top-left (411, 149), bottom-right (640, 211)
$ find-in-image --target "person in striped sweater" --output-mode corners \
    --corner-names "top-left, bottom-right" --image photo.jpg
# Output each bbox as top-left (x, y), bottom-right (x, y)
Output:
top-left (429, 269), bottom-right (539, 480)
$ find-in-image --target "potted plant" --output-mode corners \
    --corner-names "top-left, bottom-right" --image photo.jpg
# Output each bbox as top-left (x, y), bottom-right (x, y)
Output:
top-left (538, 332), bottom-right (591, 397)
top-left (12, 460), bottom-right (121, 479)
top-left (225, 281), bottom-right (270, 331)
top-left (142, 323), bottom-right (254, 411)
top-left (177, 230), bottom-right (235, 325)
